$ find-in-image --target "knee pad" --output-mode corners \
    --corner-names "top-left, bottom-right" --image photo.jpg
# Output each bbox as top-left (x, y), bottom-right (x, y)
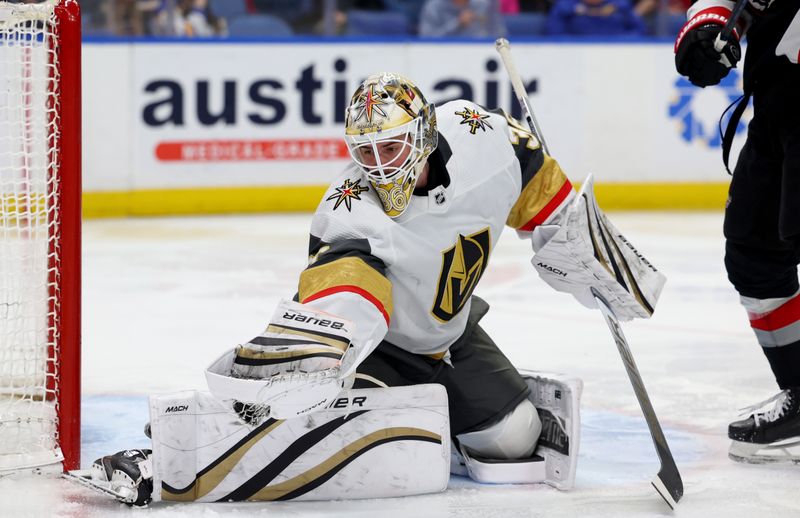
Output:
top-left (457, 399), bottom-right (541, 459)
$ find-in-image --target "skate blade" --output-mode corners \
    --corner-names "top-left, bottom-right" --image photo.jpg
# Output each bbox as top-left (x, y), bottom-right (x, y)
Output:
top-left (729, 437), bottom-right (800, 465)
top-left (63, 470), bottom-right (138, 502)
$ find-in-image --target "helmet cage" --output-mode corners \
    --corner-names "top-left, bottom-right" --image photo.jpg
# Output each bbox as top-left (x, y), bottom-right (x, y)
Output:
top-left (346, 117), bottom-right (427, 187)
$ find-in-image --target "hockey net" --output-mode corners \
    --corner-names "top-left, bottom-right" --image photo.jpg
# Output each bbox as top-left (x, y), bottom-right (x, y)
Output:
top-left (0, 0), bottom-right (80, 474)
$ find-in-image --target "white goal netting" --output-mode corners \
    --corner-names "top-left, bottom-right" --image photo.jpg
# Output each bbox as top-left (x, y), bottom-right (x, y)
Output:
top-left (0, 0), bottom-right (64, 473)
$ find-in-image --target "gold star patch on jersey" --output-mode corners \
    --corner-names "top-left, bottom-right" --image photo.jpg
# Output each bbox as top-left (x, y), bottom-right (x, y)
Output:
top-left (455, 107), bottom-right (493, 134)
top-left (326, 178), bottom-right (369, 211)
top-left (352, 85), bottom-right (388, 124)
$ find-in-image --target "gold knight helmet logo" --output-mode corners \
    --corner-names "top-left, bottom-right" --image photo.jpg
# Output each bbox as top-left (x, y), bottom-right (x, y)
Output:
top-left (431, 228), bottom-right (491, 322)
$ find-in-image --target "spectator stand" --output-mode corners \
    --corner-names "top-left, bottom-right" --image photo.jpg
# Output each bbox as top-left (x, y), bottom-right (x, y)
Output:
top-left (77, 0), bottom-right (686, 39)
top-left (345, 9), bottom-right (410, 36)
top-left (228, 13), bottom-right (294, 36)
top-left (503, 12), bottom-right (547, 37)
top-left (209, 0), bottom-right (248, 20)
top-left (384, 0), bottom-right (427, 34)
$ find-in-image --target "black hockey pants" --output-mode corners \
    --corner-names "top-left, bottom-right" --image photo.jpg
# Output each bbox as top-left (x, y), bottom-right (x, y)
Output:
top-left (724, 68), bottom-right (800, 389)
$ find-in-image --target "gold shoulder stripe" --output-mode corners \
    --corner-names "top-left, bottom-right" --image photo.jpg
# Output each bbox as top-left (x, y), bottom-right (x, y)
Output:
top-left (299, 256), bottom-right (393, 321)
top-left (506, 155), bottom-right (569, 230)
top-left (161, 419), bottom-right (284, 502)
top-left (250, 427), bottom-right (441, 501)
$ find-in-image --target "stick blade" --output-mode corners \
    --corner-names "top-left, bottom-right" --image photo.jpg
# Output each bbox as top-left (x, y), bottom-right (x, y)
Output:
top-left (652, 465), bottom-right (683, 509)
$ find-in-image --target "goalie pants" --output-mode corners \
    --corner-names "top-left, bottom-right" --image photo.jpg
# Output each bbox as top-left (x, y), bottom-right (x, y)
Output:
top-left (724, 67), bottom-right (800, 389)
top-left (353, 296), bottom-right (531, 435)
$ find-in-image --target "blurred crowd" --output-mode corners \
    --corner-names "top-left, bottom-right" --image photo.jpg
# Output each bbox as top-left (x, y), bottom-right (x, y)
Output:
top-left (20, 0), bottom-right (691, 38)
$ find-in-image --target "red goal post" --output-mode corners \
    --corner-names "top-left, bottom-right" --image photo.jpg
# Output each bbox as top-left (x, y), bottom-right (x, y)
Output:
top-left (0, 0), bottom-right (81, 473)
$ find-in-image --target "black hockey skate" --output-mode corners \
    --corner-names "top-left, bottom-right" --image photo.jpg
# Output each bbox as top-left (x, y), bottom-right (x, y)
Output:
top-left (89, 449), bottom-right (154, 506)
top-left (728, 387), bottom-right (800, 464)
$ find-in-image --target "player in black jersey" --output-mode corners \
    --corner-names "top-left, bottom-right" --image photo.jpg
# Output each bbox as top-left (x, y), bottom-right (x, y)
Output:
top-left (675, 0), bottom-right (800, 464)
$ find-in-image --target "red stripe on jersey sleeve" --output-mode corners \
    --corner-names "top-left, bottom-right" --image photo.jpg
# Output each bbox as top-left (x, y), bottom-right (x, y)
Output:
top-left (302, 285), bottom-right (391, 326)
top-left (519, 180), bottom-right (573, 232)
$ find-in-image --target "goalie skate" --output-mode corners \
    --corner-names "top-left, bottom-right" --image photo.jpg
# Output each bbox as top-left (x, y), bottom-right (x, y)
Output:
top-left (64, 470), bottom-right (143, 503)
top-left (64, 449), bottom-right (154, 507)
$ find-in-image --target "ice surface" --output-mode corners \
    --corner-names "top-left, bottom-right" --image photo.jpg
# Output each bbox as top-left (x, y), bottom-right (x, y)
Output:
top-left (2, 212), bottom-right (799, 518)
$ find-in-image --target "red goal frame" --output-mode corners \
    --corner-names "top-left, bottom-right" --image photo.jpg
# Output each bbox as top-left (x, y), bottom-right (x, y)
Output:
top-left (52, 0), bottom-right (81, 472)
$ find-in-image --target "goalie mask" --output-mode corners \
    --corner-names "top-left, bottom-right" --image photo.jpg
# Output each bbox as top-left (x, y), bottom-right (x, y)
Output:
top-left (344, 73), bottom-right (437, 218)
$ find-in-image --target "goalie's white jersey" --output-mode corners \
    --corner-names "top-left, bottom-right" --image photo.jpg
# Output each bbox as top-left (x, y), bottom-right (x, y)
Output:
top-left (299, 100), bottom-right (574, 357)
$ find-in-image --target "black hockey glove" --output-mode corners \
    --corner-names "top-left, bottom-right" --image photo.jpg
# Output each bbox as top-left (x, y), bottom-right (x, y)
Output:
top-left (675, 24), bottom-right (741, 88)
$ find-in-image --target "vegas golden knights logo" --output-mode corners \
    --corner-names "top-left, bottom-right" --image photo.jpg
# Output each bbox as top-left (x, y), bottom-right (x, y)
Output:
top-left (431, 228), bottom-right (491, 322)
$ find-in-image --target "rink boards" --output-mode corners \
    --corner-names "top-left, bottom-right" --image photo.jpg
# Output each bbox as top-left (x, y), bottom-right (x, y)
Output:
top-left (80, 40), bottom-right (746, 216)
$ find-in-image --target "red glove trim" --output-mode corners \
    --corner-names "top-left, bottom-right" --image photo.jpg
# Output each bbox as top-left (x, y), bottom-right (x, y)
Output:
top-left (674, 6), bottom-right (739, 53)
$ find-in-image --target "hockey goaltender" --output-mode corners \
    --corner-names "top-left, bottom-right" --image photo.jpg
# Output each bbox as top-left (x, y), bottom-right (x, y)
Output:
top-left (74, 72), bottom-right (665, 506)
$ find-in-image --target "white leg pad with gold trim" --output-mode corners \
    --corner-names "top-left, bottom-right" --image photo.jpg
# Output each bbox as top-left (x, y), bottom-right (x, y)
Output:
top-left (149, 384), bottom-right (450, 502)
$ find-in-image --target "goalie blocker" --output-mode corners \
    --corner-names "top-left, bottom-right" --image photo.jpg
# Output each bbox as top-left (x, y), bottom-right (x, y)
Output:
top-left (532, 174), bottom-right (666, 321)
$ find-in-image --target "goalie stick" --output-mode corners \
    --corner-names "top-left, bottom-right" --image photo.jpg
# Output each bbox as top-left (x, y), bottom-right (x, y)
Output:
top-left (713, 0), bottom-right (749, 55)
top-left (495, 38), bottom-right (683, 508)
top-left (592, 290), bottom-right (683, 508)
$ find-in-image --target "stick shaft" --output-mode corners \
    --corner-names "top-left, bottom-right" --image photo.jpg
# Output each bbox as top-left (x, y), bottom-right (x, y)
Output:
top-left (494, 38), bottom-right (550, 155)
top-left (495, 40), bottom-right (667, 451)
top-left (593, 289), bottom-right (683, 506)
top-left (494, 38), bottom-right (683, 507)
top-left (714, 0), bottom-right (749, 52)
